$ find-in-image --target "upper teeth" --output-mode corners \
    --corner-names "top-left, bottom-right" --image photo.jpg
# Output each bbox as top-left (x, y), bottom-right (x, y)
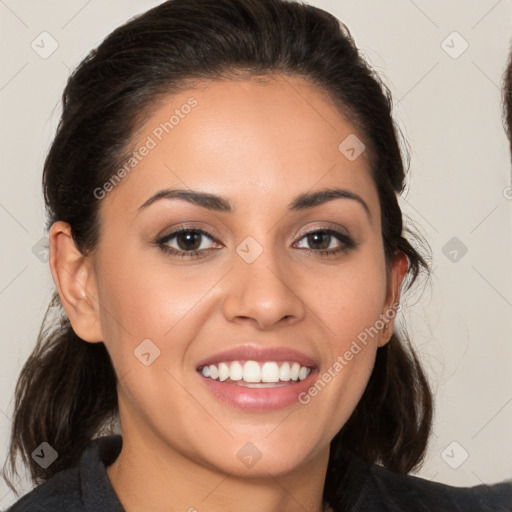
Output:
top-left (200, 361), bottom-right (311, 383)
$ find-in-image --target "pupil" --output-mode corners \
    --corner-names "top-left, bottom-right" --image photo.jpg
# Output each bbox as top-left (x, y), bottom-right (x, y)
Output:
top-left (177, 231), bottom-right (201, 251)
top-left (309, 231), bottom-right (330, 250)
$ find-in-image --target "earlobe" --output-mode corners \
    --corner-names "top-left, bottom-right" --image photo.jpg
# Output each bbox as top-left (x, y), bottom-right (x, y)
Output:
top-left (48, 221), bottom-right (103, 343)
top-left (378, 250), bottom-right (409, 347)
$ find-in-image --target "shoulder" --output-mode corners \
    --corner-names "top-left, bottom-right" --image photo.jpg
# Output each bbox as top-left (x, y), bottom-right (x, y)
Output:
top-left (361, 460), bottom-right (512, 512)
top-left (6, 465), bottom-right (82, 512)
top-left (6, 435), bottom-right (124, 512)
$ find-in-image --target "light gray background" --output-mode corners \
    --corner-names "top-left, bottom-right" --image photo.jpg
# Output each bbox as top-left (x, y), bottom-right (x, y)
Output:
top-left (1, 0), bottom-right (511, 507)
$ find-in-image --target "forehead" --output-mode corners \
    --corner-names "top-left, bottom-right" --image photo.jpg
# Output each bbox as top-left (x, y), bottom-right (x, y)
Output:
top-left (101, 74), bottom-right (379, 222)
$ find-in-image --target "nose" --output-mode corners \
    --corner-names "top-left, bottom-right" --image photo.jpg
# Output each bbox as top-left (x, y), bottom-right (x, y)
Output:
top-left (221, 241), bottom-right (306, 330)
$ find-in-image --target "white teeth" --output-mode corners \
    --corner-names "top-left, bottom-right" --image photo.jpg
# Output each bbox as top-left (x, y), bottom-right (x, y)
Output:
top-left (199, 360), bottom-right (312, 384)
top-left (243, 361), bottom-right (261, 383)
top-left (261, 362), bottom-right (280, 383)
top-left (218, 362), bottom-right (230, 381)
top-left (298, 365), bottom-right (310, 381)
top-left (229, 361), bottom-right (243, 381)
top-left (279, 362), bottom-right (291, 381)
top-left (209, 364), bottom-right (219, 380)
top-left (290, 362), bottom-right (300, 381)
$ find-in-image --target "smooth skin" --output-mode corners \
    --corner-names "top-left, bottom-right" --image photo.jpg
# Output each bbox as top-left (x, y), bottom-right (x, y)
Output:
top-left (49, 74), bottom-right (408, 512)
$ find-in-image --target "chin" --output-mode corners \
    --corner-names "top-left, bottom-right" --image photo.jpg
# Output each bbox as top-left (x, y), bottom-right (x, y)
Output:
top-left (194, 433), bottom-right (329, 479)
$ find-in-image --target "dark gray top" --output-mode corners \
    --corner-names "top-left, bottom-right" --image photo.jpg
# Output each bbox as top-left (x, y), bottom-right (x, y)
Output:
top-left (7, 435), bottom-right (512, 511)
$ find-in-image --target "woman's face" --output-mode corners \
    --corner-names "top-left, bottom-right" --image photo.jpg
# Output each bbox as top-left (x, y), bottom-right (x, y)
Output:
top-left (59, 74), bottom-right (406, 476)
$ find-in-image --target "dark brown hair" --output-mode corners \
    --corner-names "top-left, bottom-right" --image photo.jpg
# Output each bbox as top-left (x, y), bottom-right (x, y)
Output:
top-left (4, 0), bottom-right (433, 508)
top-left (503, 47), bottom-right (512, 156)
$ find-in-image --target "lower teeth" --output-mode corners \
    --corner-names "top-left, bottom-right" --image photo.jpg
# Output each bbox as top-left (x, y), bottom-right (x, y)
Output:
top-left (234, 381), bottom-right (291, 388)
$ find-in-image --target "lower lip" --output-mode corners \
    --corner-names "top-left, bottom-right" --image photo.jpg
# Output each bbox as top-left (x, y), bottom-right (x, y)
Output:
top-left (198, 370), bottom-right (319, 411)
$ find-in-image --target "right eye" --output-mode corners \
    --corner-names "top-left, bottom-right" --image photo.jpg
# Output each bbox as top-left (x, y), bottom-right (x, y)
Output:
top-left (156, 227), bottom-right (223, 258)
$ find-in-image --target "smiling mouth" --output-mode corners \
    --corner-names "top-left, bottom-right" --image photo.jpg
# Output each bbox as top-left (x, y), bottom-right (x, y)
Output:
top-left (197, 360), bottom-right (313, 387)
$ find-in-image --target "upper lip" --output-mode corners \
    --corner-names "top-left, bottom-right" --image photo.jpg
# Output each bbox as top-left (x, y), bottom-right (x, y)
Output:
top-left (195, 344), bottom-right (319, 370)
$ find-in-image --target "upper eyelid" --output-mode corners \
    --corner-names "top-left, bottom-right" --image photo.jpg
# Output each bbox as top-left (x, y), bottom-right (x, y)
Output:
top-left (157, 225), bottom-right (221, 243)
top-left (298, 224), bottom-right (351, 238)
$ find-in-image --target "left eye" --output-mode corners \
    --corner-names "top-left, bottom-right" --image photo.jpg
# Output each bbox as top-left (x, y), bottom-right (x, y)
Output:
top-left (295, 229), bottom-right (348, 251)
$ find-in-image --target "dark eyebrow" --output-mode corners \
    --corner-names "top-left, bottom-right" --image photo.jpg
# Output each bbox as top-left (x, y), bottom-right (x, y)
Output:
top-left (138, 189), bottom-right (231, 212)
top-left (138, 187), bottom-right (371, 219)
top-left (289, 187), bottom-right (371, 219)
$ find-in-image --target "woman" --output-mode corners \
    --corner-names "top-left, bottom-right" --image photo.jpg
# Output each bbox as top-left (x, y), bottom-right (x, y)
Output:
top-left (4, 0), bottom-right (511, 510)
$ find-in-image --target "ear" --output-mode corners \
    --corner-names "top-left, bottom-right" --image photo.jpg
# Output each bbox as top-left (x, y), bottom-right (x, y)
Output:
top-left (48, 221), bottom-right (103, 343)
top-left (377, 250), bottom-right (408, 347)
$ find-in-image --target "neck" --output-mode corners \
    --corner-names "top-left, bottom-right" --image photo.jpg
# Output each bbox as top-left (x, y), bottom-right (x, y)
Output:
top-left (106, 426), bottom-right (331, 512)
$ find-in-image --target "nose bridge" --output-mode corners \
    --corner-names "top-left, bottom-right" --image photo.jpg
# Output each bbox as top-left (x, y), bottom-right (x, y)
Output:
top-left (221, 233), bottom-right (305, 328)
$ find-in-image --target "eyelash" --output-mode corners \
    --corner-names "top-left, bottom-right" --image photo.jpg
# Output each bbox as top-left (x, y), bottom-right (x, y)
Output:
top-left (155, 226), bottom-right (357, 259)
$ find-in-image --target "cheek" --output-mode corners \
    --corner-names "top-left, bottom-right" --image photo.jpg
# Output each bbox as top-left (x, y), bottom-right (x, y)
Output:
top-left (317, 247), bottom-right (388, 351)
top-left (93, 239), bottom-right (236, 384)
top-left (95, 251), bottom-right (203, 346)
top-left (300, 246), bottom-right (388, 428)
